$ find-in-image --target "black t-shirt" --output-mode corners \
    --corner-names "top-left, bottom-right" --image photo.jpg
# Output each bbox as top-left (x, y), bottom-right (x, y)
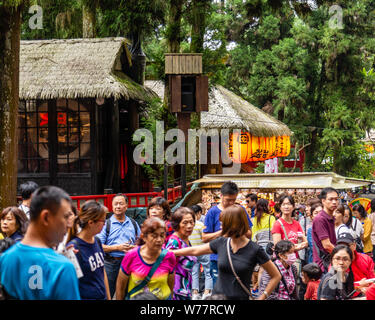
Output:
top-left (209, 237), bottom-right (270, 300)
top-left (317, 270), bottom-right (353, 300)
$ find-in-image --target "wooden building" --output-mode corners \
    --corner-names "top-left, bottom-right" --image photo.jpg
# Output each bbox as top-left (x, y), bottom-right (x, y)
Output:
top-left (145, 81), bottom-right (291, 175)
top-left (18, 38), bottom-right (156, 195)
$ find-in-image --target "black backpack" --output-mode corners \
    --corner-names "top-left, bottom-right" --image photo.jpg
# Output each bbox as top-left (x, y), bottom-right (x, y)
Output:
top-left (104, 212), bottom-right (140, 240)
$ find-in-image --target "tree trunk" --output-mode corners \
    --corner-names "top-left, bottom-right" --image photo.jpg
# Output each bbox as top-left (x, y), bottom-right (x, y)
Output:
top-left (167, 0), bottom-right (184, 53)
top-left (129, 31), bottom-right (146, 85)
top-left (190, 0), bottom-right (209, 53)
top-left (0, 4), bottom-right (21, 208)
top-left (82, 1), bottom-right (96, 38)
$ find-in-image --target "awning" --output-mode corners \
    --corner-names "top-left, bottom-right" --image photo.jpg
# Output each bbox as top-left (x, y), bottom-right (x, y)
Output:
top-left (192, 172), bottom-right (375, 190)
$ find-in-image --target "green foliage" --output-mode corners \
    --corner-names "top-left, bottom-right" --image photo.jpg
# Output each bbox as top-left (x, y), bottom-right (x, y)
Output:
top-left (97, 0), bottom-right (166, 39)
top-left (15, 0), bottom-right (375, 182)
top-left (224, 0), bottom-right (375, 178)
top-left (21, 0), bottom-right (82, 39)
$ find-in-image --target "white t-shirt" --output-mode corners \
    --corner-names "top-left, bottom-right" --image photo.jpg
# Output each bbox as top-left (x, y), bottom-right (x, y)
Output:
top-left (18, 204), bottom-right (30, 220)
top-left (348, 217), bottom-right (364, 243)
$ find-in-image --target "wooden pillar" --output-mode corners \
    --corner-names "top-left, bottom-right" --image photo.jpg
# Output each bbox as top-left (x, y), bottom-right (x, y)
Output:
top-left (177, 113), bottom-right (190, 197)
top-left (48, 99), bottom-right (57, 186)
top-left (127, 100), bottom-right (141, 192)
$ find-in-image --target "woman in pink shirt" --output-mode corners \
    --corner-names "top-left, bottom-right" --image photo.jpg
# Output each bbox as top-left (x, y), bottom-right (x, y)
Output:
top-left (272, 194), bottom-right (309, 255)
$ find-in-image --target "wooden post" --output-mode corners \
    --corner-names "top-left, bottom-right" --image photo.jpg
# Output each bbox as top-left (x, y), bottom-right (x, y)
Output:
top-left (177, 113), bottom-right (190, 197)
top-left (163, 164), bottom-right (168, 200)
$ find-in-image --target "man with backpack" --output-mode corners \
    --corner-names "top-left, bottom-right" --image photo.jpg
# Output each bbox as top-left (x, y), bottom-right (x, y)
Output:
top-left (97, 194), bottom-right (140, 299)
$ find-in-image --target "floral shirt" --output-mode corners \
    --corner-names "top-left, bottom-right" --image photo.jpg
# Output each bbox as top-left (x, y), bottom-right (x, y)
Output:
top-left (165, 221), bottom-right (174, 245)
top-left (165, 234), bottom-right (197, 299)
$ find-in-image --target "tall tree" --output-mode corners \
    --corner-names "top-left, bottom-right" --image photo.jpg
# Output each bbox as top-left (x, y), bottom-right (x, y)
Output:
top-left (189, 0), bottom-right (211, 53)
top-left (224, 0), bottom-right (375, 177)
top-left (166, 0), bottom-right (185, 53)
top-left (82, 0), bottom-right (98, 38)
top-left (0, 0), bottom-right (23, 208)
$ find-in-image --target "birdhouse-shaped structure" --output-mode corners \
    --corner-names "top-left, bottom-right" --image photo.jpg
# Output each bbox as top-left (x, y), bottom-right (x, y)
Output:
top-left (165, 53), bottom-right (208, 113)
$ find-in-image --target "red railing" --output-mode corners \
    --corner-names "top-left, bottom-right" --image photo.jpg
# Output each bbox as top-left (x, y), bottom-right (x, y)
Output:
top-left (71, 183), bottom-right (193, 211)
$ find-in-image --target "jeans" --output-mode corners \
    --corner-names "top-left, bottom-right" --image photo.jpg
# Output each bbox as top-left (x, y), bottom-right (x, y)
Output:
top-left (210, 260), bottom-right (218, 288)
top-left (192, 254), bottom-right (213, 291)
top-left (104, 258), bottom-right (122, 299)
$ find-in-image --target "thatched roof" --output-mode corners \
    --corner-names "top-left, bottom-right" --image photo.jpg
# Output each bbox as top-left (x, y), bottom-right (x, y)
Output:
top-left (20, 37), bottom-right (156, 102)
top-left (144, 80), bottom-right (292, 137)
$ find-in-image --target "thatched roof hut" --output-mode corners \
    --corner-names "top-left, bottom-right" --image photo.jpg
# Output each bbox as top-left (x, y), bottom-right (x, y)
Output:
top-left (144, 80), bottom-right (291, 137)
top-left (20, 37), bottom-right (156, 102)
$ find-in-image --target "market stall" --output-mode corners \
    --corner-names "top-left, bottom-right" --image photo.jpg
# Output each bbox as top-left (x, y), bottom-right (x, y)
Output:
top-left (173, 172), bottom-right (375, 213)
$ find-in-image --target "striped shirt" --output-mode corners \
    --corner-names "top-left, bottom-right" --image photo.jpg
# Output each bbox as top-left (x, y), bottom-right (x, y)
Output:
top-left (251, 214), bottom-right (276, 246)
top-left (189, 221), bottom-right (205, 246)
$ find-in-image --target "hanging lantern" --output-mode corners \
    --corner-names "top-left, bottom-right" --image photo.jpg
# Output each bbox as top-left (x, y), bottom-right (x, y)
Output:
top-left (228, 131), bottom-right (291, 163)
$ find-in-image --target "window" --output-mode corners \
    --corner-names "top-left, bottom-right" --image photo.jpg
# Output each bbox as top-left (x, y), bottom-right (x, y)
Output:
top-left (18, 100), bottom-right (49, 173)
top-left (18, 99), bottom-right (92, 174)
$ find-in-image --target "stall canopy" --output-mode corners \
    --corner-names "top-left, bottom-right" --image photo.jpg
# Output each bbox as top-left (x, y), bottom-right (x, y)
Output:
top-left (173, 172), bottom-right (374, 210)
top-left (192, 172), bottom-right (375, 190)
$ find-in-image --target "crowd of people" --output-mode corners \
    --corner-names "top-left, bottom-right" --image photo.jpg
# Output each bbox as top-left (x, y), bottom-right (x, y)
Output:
top-left (0, 180), bottom-right (375, 300)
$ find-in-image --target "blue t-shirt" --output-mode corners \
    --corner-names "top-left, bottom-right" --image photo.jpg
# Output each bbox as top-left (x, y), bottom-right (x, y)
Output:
top-left (204, 205), bottom-right (253, 261)
top-left (0, 242), bottom-right (80, 300)
top-left (251, 207), bottom-right (256, 218)
top-left (67, 237), bottom-right (106, 300)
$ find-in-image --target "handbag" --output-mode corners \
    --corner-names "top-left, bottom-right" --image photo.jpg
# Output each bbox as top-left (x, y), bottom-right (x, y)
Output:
top-left (226, 238), bottom-right (253, 300)
top-left (125, 249), bottom-right (168, 300)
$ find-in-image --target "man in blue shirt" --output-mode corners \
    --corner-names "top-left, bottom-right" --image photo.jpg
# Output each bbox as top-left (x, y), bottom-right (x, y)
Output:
top-left (0, 186), bottom-right (80, 300)
top-left (203, 181), bottom-right (253, 287)
top-left (97, 194), bottom-right (141, 298)
top-left (246, 193), bottom-right (258, 218)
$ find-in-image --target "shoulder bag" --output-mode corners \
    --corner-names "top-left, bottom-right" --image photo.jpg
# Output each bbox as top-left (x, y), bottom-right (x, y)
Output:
top-left (125, 249), bottom-right (168, 300)
top-left (278, 219), bottom-right (289, 240)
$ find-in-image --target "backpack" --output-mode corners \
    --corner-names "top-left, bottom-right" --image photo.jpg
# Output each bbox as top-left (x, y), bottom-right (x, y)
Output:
top-left (104, 213), bottom-right (139, 241)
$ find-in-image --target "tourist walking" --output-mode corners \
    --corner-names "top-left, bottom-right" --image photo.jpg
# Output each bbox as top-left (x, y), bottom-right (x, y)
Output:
top-left (67, 200), bottom-right (111, 300)
top-left (174, 204), bottom-right (280, 300)
top-left (0, 186), bottom-right (80, 299)
top-left (116, 217), bottom-right (176, 300)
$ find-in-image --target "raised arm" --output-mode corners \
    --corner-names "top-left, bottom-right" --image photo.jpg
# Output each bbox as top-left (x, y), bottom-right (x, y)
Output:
top-left (202, 230), bottom-right (222, 243)
top-left (173, 243), bottom-right (213, 257)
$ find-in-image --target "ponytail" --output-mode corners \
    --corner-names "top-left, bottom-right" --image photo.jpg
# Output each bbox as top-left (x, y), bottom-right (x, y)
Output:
top-left (66, 200), bottom-right (107, 243)
top-left (66, 216), bottom-right (81, 244)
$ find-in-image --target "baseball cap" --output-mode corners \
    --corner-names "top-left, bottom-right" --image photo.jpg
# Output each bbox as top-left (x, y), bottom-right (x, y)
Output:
top-left (336, 232), bottom-right (355, 245)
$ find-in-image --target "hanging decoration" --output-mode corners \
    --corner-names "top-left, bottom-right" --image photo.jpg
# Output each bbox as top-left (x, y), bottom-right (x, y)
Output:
top-left (227, 131), bottom-right (290, 163)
